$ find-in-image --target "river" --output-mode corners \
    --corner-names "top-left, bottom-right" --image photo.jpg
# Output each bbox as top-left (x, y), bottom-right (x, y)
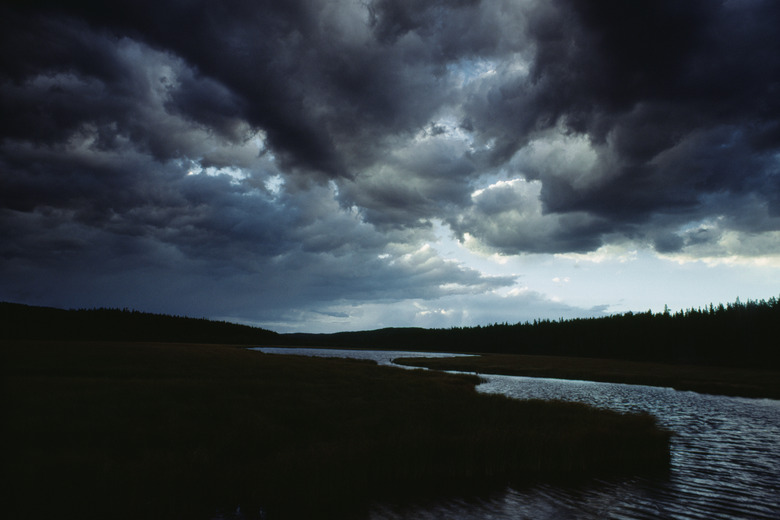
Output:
top-left (250, 348), bottom-right (780, 520)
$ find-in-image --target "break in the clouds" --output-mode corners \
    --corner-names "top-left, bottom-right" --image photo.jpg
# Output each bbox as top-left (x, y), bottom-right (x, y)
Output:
top-left (2, 0), bottom-right (780, 332)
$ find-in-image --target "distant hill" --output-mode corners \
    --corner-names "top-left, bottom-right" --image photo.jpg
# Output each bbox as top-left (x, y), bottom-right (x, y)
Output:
top-left (4, 296), bottom-right (778, 368)
top-left (278, 296), bottom-right (780, 369)
top-left (0, 302), bottom-right (278, 344)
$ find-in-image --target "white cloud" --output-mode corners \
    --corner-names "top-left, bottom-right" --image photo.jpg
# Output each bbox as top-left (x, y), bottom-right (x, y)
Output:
top-left (556, 244), bottom-right (639, 264)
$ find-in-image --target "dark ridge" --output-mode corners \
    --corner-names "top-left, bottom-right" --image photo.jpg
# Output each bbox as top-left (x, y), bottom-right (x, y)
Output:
top-left (0, 302), bottom-right (278, 344)
top-left (278, 296), bottom-right (780, 369)
top-left (4, 295), bottom-right (779, 368)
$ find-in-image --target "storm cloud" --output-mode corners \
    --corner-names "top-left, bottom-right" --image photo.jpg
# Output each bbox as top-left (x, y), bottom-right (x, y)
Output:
top-left (2, 0), bottom-right (779, 331)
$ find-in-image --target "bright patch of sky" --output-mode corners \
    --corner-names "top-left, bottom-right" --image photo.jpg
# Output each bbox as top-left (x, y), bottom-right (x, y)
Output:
top-left (427, 220), bottom-right (780, 322)
top-left (448, 57), bottom-right (499, 87)
top-left (187, 164), bottom-right (248, 184)
top-left (264, 174), bottom-right (284, 196)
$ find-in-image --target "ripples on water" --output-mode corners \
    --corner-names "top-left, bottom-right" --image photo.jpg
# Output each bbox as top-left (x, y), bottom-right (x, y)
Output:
top-left (373, 377), bottom-right (780, 520)
top-left (251, 348), bottom-right (780, 520)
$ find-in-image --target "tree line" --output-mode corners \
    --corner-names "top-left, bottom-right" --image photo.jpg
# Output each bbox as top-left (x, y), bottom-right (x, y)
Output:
top-left (3, 296), bottom-right (778, 368)
top-left (281, 296), bottom-right (780, 368)
top-left (0, 302), bottom-right (278, 344)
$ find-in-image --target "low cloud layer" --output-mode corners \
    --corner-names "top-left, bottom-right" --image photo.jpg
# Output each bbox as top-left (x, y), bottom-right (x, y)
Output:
top-left (2, 0), bottom-right (779, 330)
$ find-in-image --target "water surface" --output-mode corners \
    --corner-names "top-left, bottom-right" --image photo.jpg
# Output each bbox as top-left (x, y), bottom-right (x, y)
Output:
top-left (250, 348), bottom-right (780, 519)
top-left (251, 347), bottom-right (472, 366)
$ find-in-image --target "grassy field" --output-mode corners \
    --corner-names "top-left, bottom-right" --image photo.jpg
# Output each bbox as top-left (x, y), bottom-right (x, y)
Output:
top-left (394, 353), bottom-right (780, 399)
top-left (2, 341), bottom-right (670, 519)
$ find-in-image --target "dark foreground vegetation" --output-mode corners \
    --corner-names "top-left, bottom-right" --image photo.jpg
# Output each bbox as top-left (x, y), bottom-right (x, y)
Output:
top-left (2, 340), bottom-right (670, 519)
top-left (395, 354), bottom-right (780, 400)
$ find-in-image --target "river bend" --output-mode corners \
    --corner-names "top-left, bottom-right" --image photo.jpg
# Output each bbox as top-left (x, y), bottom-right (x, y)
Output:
top-left (252, 348), bottom-right (780, 520)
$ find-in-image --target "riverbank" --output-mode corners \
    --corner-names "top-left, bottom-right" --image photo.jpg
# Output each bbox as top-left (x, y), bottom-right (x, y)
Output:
top-left (394, 353), bottom-right (780, 399)
top-left (2, 340), bottom-right (670, 519)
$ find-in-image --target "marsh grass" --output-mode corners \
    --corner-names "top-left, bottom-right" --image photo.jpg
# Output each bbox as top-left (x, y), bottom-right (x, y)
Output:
top-left (2, 341), bottom-right (670, 519)
top-left (393, 353), bottom-right (780, 399)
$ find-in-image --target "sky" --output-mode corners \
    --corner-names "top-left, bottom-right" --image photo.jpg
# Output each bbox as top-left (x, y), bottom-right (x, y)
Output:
top-left (2, 0), bottom-right (780, 333)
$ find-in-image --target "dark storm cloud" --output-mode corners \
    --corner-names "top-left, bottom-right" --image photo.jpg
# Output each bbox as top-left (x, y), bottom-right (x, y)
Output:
top-left (2, 0), bottom-right (780, 329)
top-left (459, 0), bottom-right (780, 253)
top-left (2, 2), bottom-right (314, 164)
top-left (2, 0), bottom-right (464, 179)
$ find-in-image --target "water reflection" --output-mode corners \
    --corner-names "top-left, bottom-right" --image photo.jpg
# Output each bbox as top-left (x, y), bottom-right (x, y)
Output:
top-left (250, 347), bottom-right (472, 366)
top-left (371, 478), bottom-right (680, 520)
top-left (250, 348), bottom-right (780, 520)
top-left (373, 375), bottom-right (780, 520)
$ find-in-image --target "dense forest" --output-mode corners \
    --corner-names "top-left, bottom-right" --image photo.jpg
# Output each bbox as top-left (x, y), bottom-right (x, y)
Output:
top-left (0, 302), bottom-right (278, 344)
top-left (2, 296), bottom-right (778, 368)
top-left (281, 296), bottom-right (780, 369)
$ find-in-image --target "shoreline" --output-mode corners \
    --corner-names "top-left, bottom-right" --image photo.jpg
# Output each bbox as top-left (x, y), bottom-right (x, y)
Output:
top-left (2, 340), bottom-right (671, 519)
top-left (393, 353), bottom-right (780, 400)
